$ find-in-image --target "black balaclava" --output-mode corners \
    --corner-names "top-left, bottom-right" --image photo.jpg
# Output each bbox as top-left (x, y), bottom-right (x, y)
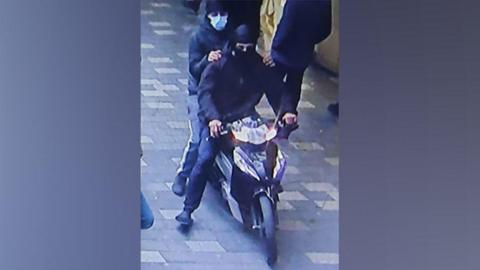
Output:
top-left (230, 24), bottom-right (257, 67)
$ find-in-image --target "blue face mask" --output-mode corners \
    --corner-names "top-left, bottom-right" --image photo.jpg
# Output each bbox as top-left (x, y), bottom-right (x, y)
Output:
top-left (209, 14), bottom-right (228, 31)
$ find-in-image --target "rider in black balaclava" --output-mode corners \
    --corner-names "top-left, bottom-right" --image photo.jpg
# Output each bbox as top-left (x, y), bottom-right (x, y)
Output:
top-left (229, 24), bottom-right (258, 70)
top-left (175, 24), bottom-right (298, 227)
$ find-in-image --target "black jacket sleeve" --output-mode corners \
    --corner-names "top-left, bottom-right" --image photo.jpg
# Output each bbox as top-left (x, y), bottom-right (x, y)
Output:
top-left (313, 1), bottom-right (332, 43)
top-left (271, 0), bottom-right (296, 53)
top-left (197, 63), bottom-right (222, 123)
top-left (260, 63), bottom-right (298, 116)
top-left (278, 79), bottom-right (299, 116)
top-left (188, 33), bottom-right (210, 80)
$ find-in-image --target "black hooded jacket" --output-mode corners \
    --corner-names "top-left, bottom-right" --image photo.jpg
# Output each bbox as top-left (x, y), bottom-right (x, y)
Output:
top-left (187, 10), bottom-right (230, 95)
top-left (272, 0), bottom-right (332, 71)
top-left (197, 50), bottom-right (296, 124)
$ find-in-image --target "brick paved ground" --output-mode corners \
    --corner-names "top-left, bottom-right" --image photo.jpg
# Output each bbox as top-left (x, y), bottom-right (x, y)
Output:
top-left (140, 1), bottom-right (339, 269)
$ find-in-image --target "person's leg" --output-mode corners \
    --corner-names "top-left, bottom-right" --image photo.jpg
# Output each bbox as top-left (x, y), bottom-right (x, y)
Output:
top-left (176, 127), bottom-right (218, 225)
top-left (141, 192), bottom-right (154, 229)
top-left (173, 95), bottom-right (201, 196)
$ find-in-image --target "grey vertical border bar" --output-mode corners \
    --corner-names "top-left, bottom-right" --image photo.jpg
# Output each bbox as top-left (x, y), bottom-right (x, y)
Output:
top-left (341, 0), bottom-right (480, 270)
top-left (0, 1), bottom-right (140, 270)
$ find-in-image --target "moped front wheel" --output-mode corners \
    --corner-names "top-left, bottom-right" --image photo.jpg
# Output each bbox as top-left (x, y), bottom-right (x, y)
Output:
top-left (259, 195), bottom-right (278, 266)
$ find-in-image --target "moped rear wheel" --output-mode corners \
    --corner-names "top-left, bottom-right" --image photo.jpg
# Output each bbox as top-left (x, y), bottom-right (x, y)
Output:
top-left (259, 195), bottom-right (278, 265)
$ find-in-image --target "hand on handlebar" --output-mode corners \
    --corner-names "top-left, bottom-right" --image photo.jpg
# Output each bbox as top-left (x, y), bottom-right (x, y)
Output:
top-left (282, 113), bottom-right (298, 125)
top-left (208, 119), bottom-right (223, 138)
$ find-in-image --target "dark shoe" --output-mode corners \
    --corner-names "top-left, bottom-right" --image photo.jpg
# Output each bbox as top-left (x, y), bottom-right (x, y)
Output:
top-left (327, 102), bottom-right (339, 118)
top-left (175, 210), bottom-right (193, 226)
top-left (172, 175), bottom-right (187, 196)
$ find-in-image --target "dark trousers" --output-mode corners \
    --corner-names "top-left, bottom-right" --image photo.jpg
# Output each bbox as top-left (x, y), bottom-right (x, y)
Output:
top-left (177, 95), bottom-right (201, 178)
top-left (183, 127), bottom-right (221, 212)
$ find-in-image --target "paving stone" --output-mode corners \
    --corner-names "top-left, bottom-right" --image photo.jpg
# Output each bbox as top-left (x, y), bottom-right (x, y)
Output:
top-left (305, 252), bottom-right (339, 265)
top-left (141, 79), bottom-right (160, 85)
top-left (141, 136), bottom-right (154, 144)
top-left (313, 200), bottom-right (326, 209)
top-left (159, 209), bottom-right (181, 220)
top-left (213, 232), bottom-right (263, 253)
top-left (291, 142), bottom-right (324, 151)
top-left (149, 21), bottom-right (172, 27)
top-left (141, 43), bottom-right (155, 49)
top-left (315, 200), bottom-right (339, 211)
top-left (279, 191), bottom-right (309, 201)
top-left (146, 102), bottom-right (174, 109)
top-left (151, 2), bottom-right (171, 8)
top-left (148, 57), bottom-right (173, 63)
top-left (154, 30), bottom-right (176, 36)
top-left (160, 251), bottom-right (264, 264)
top-left (185, 241), bottom-right (226, 252)
top-left (298, 101), bottom-right (316, 109)
top-left (301, 83), bottom-right (313, 91)
top-left (154, 263), bottom-right (270, 270)
top-left (141, 239), bottom-right (190, 252)
top-left (277, 200), bottom-right (295, 210)
top-left (177, 78), bottom-right (188, 85)
top-left (167, 121), bottom-right (189, 129)
top-left (141, 90), bottom-right (168, 97)
top-left (141, 10), bottom-right (155, 15)
top-left (155, 143), bottom-right (184, 150)
top-left (286, 166), bottom-right (300, 175)
top-left (177, 52), bottom-right (188, 58)
top-left (143, 182), bottom-right (170, 192)
top-left (277, 220), bottom-right (310, 231)
top-left (154, 83), bottom-right (180, 91)
top-left (326, 190), bottom-right (339, 201)
top-left (301, 182), bottom-right (337, 193)
top-left (155, 67), bottom-right (181, 74)
top-left (301, 190), bottom-right (332, 202)
top-left (323, 200), bottom-right (339, 211)
top-left (171, 157), bottom-right (181, 166)
top-left (141, 251), bottom-right (166, 263)
top-left (325, 157), bottom-right (339, 166)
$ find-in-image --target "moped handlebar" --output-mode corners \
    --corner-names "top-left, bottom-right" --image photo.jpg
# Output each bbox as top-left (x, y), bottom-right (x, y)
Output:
top-left (213, 118), bottom-right (298, 140)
